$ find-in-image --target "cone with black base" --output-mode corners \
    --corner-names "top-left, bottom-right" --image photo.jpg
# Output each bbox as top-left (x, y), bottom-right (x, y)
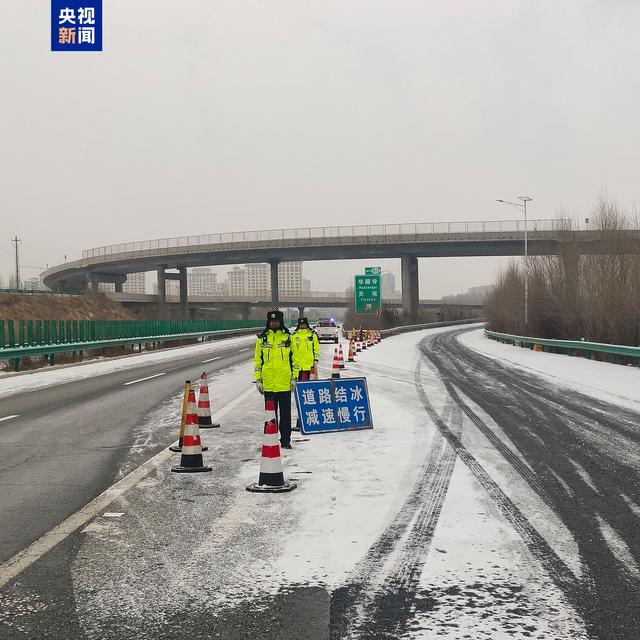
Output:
top-left (170, 381), bottom-right (207, 453)
top-left (171, 388), bottom-right (212, 473)
top-left (197, 372), bottom-right (220, 428)
top-left (247, 399), bottom-right (296, 493)
top-left (347, 340), bottom-right (355, 362)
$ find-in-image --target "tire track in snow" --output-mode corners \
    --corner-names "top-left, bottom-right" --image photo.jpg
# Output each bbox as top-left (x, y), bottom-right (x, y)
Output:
top-left (330, 398), bottom-right (461, 639)
top-left (426, 328), bottom-right (640, 640)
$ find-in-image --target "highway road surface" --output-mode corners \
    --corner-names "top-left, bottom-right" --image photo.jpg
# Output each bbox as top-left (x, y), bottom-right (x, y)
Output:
top-left (1, 326), bottom-right (639, 640)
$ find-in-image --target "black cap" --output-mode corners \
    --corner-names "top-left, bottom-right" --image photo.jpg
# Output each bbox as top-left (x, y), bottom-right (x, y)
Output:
top-left (297, 317), bottom-right (309, 327)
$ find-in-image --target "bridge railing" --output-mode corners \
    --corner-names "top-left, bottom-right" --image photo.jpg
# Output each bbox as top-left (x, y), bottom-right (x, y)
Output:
top-left (81, 218), bottom-right (571, 259)
top-left (0, 319), bottom-right (263, 371)
top-left (485, 329), bottom-right (640, 367)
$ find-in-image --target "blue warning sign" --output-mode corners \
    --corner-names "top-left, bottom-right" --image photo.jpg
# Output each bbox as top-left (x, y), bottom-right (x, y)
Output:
top-left (294, 377), bottom-right (373, 434)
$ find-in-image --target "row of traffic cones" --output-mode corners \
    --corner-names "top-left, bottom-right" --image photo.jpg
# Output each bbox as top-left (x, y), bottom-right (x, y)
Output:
top-left (330, 332), bottom-right (381, 379)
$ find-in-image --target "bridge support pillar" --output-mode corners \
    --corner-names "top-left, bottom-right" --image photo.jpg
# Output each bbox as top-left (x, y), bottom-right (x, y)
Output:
top-left (114, 281), bottom-right (123, 293)
top-left (156, 266), bottom-right (167, 308)
top-left (297, 306), bottom-right (305, 319)
top-left (241, 304), bottom-right (251, 321)
top-left (178, 266), bottom-right (188, 319)
top-left (269, 260), bottom-right (280, 307)
top-left (401, 255), bottom-right (419, 324)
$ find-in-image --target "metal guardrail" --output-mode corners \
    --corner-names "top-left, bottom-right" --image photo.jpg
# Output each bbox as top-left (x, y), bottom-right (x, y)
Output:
top-left (81, 219), bottom-right (570, 259)
top-left (0, 319), bottom-right (263, 371)
top-left (485, 329), bottom-right (640, 366)
top-left (380, 318), bottom-right (485, 338)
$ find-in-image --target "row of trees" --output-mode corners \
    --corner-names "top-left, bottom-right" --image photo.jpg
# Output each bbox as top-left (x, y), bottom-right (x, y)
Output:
top-left (486, 198), bottom-right (640, 345)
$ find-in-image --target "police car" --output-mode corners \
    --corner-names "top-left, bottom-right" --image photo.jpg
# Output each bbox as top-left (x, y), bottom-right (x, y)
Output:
top-left (314, 318), bottom-right (340, 343)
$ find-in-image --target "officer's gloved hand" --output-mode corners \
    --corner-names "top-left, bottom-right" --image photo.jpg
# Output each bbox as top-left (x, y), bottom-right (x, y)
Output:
top-left (312, 360), bottom-right (319, 370)
top-left (256, 381), bottom-right (263, 395)
top-left (290, 378), bottom-right (297, 391)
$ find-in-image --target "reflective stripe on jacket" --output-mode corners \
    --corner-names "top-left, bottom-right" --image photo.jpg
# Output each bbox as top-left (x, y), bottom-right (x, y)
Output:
top-left (291, 328), bottom-right (320, 372)
top-left (254, 329), bottom-right (294, 392)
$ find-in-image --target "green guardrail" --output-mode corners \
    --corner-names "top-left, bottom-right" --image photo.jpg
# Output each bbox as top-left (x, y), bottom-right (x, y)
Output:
top-left (0, 319), bottom-right (263, 371)
top-left (485, 329), bottom-right (640, 367)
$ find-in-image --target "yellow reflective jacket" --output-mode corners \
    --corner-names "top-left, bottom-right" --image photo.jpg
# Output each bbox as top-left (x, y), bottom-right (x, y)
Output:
top-left (254, 329), bottom-right (294, 392)
top-left (291, 328), bottom-right (320, 372)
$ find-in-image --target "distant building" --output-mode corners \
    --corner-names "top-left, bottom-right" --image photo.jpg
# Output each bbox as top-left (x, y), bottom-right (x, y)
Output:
top-left (123, 272), bottom-right (146, 294)
top-left (22, 276), bottom-right (46, 291)
top-left (188, 268), bottom-right (217, 296)
top-left (467, 284), bottom-right (494, 297)
top-left (226, 266), bottom-right (247, 296)
top-left (381, 271), bottom-right (397, 299)
top-left (242, 262), bottom-right (303, 297)
top-left (303, 278), bottom-right (311, 293)
top-left (245, 264), bottom-right (269, 297)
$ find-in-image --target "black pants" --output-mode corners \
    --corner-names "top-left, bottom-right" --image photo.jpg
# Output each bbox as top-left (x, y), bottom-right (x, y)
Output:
top-left (265, 391), bottom-right (291, 446)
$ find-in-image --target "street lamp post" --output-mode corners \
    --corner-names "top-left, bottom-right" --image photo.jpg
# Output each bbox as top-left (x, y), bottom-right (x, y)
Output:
top-left (496, 196), bottom-right (532, 329)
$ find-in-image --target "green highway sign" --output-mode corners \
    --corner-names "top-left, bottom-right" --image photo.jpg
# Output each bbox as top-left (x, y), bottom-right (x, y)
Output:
top-left (364, 266), bottom-right (381, 275)
top-left (354, 275), bottom-right (381, 314)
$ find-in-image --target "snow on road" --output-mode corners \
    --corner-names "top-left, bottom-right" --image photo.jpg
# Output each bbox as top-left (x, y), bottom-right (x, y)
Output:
top-left (0, 334), bottom-right (255, 400)
top-left (62, 325), bottom-right (610, 638)
top-left (460, 328), bottom-right (640, 412)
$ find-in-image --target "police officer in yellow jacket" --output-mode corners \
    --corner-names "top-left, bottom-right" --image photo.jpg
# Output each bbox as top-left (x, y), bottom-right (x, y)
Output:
top-left (254, 310), bottom-right (296, 449)
top-left (291, 317), bottom-right (320, 382)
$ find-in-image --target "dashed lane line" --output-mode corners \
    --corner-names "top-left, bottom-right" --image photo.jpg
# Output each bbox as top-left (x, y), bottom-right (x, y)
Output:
top-left (202, 356), bottom-right (222, 363)
top-left (123, 373), bottom-right (166, 386)
top-left (0, 415), bottom-right (19, 423)
top-left (0, 385), bottom-right (255, 589)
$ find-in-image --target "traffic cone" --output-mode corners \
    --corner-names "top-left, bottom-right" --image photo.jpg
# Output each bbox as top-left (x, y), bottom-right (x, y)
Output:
top-left (361, 337), bottom-right (367, 350)
top-left (247, 399), bottom-right (296, 493)
top-left (171, 388), bottom-right (212, 473)
top-left (331, 348), bottom-right (341, 379)
top-left (355, 340), bottom-right (362, 353)
top-left (197, 372), bottom-right (220, 428)
top-left (338, 344), bottom-right (346, 369)
top-left (169, 381), bottom-right (208, 453)
top-left (347, 340), bottom-right (356, 362)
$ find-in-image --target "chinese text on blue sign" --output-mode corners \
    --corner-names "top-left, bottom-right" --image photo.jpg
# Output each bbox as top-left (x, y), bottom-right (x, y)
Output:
top-left (51, 1), bottom-right (102, 51)
top-left (294, 378), bottom-right (373, 434)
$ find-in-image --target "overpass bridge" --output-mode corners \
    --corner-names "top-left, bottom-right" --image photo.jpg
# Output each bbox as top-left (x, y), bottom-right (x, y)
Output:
top-left (43, 218), bottom-right (628, 320)
top-left (107, 291), bottom-right (484, 319)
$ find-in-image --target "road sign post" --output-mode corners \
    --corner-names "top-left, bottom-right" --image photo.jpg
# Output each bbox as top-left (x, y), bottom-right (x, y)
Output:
top-left (354, 275), bottom-right (381, 314)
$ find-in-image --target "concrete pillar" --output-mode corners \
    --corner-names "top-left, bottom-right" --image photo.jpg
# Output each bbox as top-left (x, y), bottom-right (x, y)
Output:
top-left (115, 281), bottom-right (123, 293)
top-left (401, 255), bottom-right (419, 324)
top-left (269, 260), bottom-right (280, 306)
top-left (241, 304), bottom-right (251, 321)
top-left (297, 306), bottom-right (305, 319)
top-left (156, 266), bottom-right (167, 305)
top-left (178, 266), bottom-right (188, 319)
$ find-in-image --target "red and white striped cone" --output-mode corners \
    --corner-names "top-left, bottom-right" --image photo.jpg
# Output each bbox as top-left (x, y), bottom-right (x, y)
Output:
top-left (361, 337), bottom-right (368, 350)
top-left (355, 340), bottom-right (362, 353)
top-left (247, 399), bottom-right (296, 493)
top-left (347, 340), bottom-right (355, 362)
top-left (171, 389), bottom-right (212, 473)
top-left (331, 348), bottom-right (341, 379)
top-left (197, 372), bottom-right (220, 428)
top-left (170, 381), bottom-right (207, 452)
top-left (338, 344), bottom-right (346, 369)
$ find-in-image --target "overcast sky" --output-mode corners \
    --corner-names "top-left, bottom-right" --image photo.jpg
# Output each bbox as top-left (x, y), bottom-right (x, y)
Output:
top-left (2, 1), bottom-right (640, 296)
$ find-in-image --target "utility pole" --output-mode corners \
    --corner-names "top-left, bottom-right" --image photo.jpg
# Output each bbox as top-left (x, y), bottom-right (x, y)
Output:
top-left (11, 236), bottom-right (21, 290)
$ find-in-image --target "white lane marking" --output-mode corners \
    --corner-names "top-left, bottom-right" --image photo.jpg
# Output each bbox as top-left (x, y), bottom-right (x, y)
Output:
top-left (202, 356), bottom-right (222, 363)
top-left (103, 512), bottom-right (124, 518)
top-left (123, 373), bottom-right (166, 386)
top-left (238, 348), bottom-right (250, 352)
top-left (0, 415), bottom-right (19, 423)
top-left (0, 385), bottom-right (255, 589)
